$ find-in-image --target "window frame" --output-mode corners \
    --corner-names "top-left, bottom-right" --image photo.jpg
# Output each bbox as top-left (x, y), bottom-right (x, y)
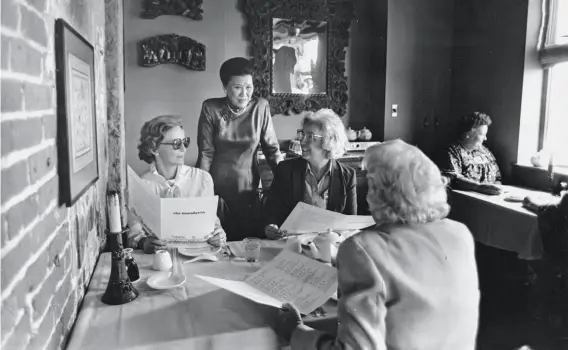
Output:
top-left (537, 0), bottom-right (568, 163)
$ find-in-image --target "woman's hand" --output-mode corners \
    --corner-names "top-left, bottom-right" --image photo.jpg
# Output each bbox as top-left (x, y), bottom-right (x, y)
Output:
top-left (276, 303), bottom-right (303, 343)
top-left (265, 224), bottom-right (285, 240)
top-left (141, 236), bottom-right (167, 254)
top-left (476, 183), bottom-right (502, 196)
top-left (207, 227), bottom-right (227, 247)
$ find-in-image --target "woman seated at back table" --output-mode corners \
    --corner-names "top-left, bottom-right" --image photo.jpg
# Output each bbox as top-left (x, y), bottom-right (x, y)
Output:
top-left (263, 108), bottom-right (356, 240)
top-left (439, 111), bottom-right (503, 195)
top-left (276, 139), bottom-right (480, 349)
top-left (127, 115), bottom-right (226, 253)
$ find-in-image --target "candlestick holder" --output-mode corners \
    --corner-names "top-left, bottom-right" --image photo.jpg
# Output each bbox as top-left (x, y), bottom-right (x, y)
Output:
top-left (101, 228), bottom-right (139, 305)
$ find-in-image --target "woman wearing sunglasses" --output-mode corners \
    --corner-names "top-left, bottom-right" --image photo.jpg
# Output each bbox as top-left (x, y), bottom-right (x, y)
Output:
top-left (126, 115), bottom-right (226, 253)
top-left (196, 57), bottom-right (283, 239)
top-left (263, 109), bottom-right (356, 239)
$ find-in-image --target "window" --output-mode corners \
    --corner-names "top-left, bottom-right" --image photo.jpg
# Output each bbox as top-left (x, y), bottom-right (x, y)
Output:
top-left (539, 0), bottom-right (568, 167)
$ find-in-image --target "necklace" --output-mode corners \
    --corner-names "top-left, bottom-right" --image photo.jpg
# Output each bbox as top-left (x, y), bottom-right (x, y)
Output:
top-left (226, 100), bottom-right (247, 116)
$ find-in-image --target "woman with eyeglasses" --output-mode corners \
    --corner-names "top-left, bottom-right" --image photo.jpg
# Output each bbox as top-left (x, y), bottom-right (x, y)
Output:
top-left (263, 108), bottom-right (356, 239)
top-left (126, 115), bottom-right (226, 253)
top-left (196, 57), bottom-right (283, 239)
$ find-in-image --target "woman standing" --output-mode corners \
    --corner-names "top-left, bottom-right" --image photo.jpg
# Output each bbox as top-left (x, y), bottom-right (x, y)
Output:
top-left (196, 57), bottom-right (283, 239)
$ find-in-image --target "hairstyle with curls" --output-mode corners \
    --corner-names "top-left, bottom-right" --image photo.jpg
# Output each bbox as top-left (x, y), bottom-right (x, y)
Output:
top-left (137, 115), bottom-right (184, 164)
top-left (458, 111), bottom-right (492, 137)
top-left (301, 108), bottom-right (348, 160)
top-left (363, 139), bottom-right (450, 225)
top-left (219, 57), bottom-right (254, 86)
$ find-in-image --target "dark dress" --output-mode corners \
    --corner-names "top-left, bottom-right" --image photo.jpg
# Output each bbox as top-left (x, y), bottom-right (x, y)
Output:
top-left (196, 97), bottom-right (283, 239)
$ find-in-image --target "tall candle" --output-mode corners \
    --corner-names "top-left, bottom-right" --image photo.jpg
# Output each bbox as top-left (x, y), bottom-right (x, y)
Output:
top-left (108, 193), bottom-right (122, 233)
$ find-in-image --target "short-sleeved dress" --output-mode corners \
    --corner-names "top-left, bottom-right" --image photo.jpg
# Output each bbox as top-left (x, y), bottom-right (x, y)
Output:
top-left (439, 142), bottom-right (502, 184)
top-left (196, 97), bottom-right (283, 237)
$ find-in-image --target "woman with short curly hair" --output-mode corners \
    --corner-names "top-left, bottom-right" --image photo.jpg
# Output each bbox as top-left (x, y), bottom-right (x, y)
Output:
top-left (127, 115), bottom-right (226, 253)
top-left (276, 140), bottom-right (480, 350)
top-left (439, 111), bottom-right (503, 195)
top-left (264, 108), bottom-right (356, 239)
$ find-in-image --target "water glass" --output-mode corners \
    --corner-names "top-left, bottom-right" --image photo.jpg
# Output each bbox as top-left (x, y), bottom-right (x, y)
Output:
top-left (243, 237), bottom-right (261, 262)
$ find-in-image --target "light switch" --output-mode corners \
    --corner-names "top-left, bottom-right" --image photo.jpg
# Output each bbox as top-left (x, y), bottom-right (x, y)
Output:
top-left (391, 104), bottom-right (398, 117)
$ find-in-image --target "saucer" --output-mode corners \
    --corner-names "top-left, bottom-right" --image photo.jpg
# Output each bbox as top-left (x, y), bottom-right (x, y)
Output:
top-left (178, 244), bottom-right (221, 258)
top-left (147, 272), bottom-right (186, 290)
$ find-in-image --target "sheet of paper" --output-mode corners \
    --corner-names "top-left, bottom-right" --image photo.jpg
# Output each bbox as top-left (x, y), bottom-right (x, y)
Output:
top-left (281, 202), bottom-right (375, 233)
top-left (127, 166), bottom-right (161, 236)
top-left (197, 250), bottom-right (338, 315)
top-left (245, 249), bottom-right (338, 315)
top-left (195, 275), bottom-right (284, 309)
top-left (160, 196), bottom-right (218, 244)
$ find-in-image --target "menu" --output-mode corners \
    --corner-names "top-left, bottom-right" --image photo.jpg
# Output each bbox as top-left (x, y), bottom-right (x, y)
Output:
top-left (196, 249), bottom-right (338, 315)
top-left (127, 165), bottom-right (218, 243)
top-left (281, 202), bottom-right (376, 234)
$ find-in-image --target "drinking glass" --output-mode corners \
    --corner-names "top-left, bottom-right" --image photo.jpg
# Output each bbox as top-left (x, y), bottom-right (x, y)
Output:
top-left (243, 237), bottom-right (261, 262)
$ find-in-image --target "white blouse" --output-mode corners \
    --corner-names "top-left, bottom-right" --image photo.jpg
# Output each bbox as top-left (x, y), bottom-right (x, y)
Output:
top-left (126, 164), bottom-right (223, 247)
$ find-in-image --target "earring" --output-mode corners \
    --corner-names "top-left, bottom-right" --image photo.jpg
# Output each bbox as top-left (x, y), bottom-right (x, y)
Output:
top-left (465, 135), bottom-right (470, 139)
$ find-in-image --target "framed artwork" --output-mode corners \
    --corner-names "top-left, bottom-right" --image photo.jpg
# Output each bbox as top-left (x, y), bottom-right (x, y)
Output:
top-left (55, 19), bottom-right (99, 207)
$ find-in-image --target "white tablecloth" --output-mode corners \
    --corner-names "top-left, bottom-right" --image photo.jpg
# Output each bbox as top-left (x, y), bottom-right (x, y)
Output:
top-left (449, 185), bottom-right (557, 260)
top-left (67, 241), bottom-right (336, 350)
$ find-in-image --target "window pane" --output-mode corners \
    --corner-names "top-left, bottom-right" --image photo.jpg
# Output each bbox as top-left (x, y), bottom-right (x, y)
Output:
top-left (545, 62), bottom-right (568, 166)
top-left (552, 0), bottom-right (568, 45)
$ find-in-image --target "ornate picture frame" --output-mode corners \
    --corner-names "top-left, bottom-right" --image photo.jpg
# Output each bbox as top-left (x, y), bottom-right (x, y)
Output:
top-left (242, 0), bottom-right (354, 116)
top-left (55, 19), bottom-right (99, 206)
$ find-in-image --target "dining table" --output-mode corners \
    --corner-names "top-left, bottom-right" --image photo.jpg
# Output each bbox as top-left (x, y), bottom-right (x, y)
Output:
top-left (448, 185), bottom-right (559, 260)
top-left (66, 240), bottom-right (338, 350)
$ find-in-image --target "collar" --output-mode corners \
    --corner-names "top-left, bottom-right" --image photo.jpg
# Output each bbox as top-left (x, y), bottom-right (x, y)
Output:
top-left (150, 163), bottom-right (181, 186)
top-left (305, 159), bottom-right (332, 177)
top-left (220, 97), bottom-right (255, 121)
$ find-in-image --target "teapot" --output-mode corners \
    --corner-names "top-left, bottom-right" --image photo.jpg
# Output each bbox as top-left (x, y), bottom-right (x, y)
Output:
top-left (358, 127), bottom-right (372, 141)
top-left (307, 230), bottom-right (341, 264)
top-left (346, 128), bottom-right (358, 142)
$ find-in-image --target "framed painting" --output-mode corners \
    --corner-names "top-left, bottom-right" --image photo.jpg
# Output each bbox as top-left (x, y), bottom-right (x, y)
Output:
top-left (55, 19), bottom-right (99, 206)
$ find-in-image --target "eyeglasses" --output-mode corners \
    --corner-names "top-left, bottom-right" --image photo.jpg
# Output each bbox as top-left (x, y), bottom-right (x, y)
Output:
top-left (296, 129), bottom-right (323, 143)
top-left (160, 137), bottom-right (190, 150)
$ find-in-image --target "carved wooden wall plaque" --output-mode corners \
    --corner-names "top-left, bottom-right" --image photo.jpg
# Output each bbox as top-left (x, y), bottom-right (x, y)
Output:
top-left (141, 0), bottom-right (204, 20)
top-left (139, 34), bottom-right (205, 71)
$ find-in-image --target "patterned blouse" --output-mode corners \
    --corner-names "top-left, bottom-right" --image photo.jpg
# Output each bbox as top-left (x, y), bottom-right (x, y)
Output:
top-left (440, 142), bottom-right (502, 184)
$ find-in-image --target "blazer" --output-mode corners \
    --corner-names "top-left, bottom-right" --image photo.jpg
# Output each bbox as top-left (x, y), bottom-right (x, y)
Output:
top-left (291, 219), bottom-right (480, 350)
top-left (265, 157), bottom-right (357, 227)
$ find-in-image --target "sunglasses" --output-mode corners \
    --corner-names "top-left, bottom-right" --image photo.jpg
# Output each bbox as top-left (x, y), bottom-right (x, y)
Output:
top-left (160, 137), bottom-right (191, 150)
top-left (296, 129), bottom-right (323, 143)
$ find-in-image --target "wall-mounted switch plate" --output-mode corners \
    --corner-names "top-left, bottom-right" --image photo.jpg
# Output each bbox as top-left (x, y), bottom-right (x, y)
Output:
top-left (391, 104), bottom-right (398, 117)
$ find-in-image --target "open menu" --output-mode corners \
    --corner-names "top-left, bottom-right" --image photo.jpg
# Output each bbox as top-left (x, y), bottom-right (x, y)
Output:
top-left (196, 249), bottom-right (338, 315)
top-left (127, 166), bottom-right (218, 243)
top-left (281, 202), bottom-right (376, 234)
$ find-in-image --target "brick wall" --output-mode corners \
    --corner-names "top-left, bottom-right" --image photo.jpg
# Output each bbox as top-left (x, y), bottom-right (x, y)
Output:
top-left (1, 0), bottom-right (108, 349)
